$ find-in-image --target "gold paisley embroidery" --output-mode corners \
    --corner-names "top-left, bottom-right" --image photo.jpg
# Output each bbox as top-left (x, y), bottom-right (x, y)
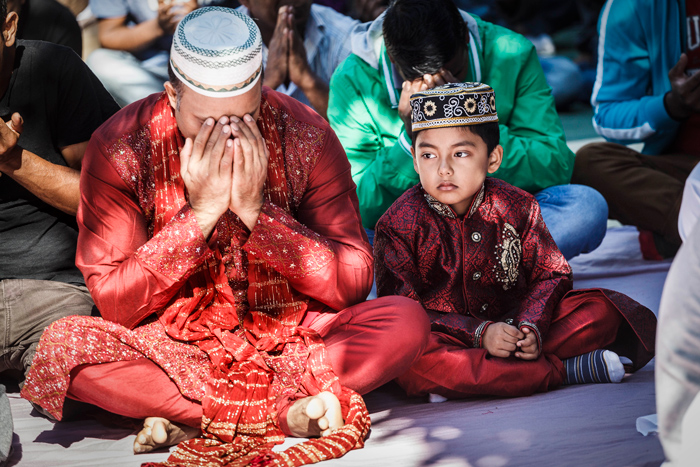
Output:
top-left (495, 223), bottom-right (521, 290)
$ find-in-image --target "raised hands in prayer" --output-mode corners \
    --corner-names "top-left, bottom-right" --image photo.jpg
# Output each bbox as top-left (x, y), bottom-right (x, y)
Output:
top-left (287, 16), bottom-right (313, 92)
top-left (398, 69), bottom-right (460, 138)
top-left (263, 6), bottom-right (290, 90)
top-left (665, 53), bottom-right (700, 121)
top-left (263, 6), bottom-right (313, 90)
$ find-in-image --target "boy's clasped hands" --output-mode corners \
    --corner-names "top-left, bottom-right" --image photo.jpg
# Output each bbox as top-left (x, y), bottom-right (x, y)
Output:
top-left (482, 323), bottom-right (540, 360)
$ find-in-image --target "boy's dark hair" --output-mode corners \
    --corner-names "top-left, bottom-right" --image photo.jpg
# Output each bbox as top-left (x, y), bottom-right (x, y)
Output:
top-left (383, 0), bottom-right (467, 81)
top-left (465, 122), bottom-right (500, 154)
top-left (0, 1), bottom-right (6, 25)
top-left (412, 122), bottom-right (500, 155)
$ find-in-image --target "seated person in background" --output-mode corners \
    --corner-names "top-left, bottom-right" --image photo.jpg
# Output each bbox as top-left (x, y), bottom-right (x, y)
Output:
top-left (572, 0), bottom-right (700, 260)
top-left (87, 0), bottom-right (235, 107)
top-left (0, 0), bottom-right (118, 452)
top-left (656, 217), bottom-right (700, 466)
top-left (329, 0), bottom-right (608, 260)
top-left (21, 7), bottom-right (428, 463)
top-left (453, 0), bottom-right (591, 110)
top-left (679, 163), bottom-right (700, 242)
top-left (0, 0), bottom-right (118, 390)
top-left (237, 0), bottom-right (358, 119)
top-left (375, 82), bottom-right (657, 400)
top-left (308, 0), bottom-right (388, 23)
top-left (9, 0), bottom-right (81, 56)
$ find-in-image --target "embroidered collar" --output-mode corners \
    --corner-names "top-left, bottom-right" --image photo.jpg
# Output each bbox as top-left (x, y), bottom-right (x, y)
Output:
top-left (423, 183), bottom-right (485, 219)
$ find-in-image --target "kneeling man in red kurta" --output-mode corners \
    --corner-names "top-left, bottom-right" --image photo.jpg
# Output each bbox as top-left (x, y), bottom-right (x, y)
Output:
top-left (375, 82), bottom-right (656, 400)
top-left (20, 7), bottom-right (429, 466)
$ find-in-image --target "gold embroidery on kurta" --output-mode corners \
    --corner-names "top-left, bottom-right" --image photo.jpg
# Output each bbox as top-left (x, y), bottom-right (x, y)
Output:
top-left (495, 223), bottom-right (521, 290)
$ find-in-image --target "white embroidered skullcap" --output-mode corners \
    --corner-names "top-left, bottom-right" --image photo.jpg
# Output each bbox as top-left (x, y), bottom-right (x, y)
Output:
top-left (170, 7), bottom-right (263, 98)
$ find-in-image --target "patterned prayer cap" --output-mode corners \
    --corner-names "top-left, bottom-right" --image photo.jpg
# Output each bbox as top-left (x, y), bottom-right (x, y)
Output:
top-left (170, 7), bottom-right (263, 98)
top-left (410, 82), bottom-right (499, 133)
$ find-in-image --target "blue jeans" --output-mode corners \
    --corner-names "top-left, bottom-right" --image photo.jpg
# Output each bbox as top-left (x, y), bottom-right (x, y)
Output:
top-left (365, 184), bottom-right (607, 260)
top-left (535, 184), bottom-right (608, 259)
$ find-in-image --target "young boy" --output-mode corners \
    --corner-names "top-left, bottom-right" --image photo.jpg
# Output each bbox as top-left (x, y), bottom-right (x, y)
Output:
top-left (374, 82), bottom-right (657, 399)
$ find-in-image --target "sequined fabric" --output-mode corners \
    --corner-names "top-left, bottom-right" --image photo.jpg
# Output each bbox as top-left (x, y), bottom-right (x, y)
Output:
top-left (377, 178), bottom-right (657, 398)
top-left (375, 179), bottom-right (657, 361)
top-left (22, 91), bottom-right (370, 466)
top-left (375, 178), bottom-right (573, 348)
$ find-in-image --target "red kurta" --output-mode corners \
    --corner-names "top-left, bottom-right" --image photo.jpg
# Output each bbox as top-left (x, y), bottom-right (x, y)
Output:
top-left (77, 91), bottom-right (373, 331)
top-left (21, 89), bottom-right (432, 466)
top-left (375, 178), bottom-right (656, 398)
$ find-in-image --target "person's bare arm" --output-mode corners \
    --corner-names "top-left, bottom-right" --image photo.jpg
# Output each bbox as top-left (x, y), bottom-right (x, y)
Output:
top-left (97, 16), bottom-right (165, 53)
top-left (0, 113), bottom-right (84, 215)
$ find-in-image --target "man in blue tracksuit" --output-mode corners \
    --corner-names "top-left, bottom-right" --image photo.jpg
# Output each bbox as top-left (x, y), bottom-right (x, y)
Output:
top-left (572, 0), bottom-right (700, 259)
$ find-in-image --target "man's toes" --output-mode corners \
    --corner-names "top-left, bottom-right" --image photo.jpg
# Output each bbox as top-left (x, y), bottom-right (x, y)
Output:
top-left (134, 417), bottom-right (172, 454)
top-left (317, 416), bottom-right (329, 431)
top-left (134, 432), bottom-right (154, 454)
top-left (304, 397), bottom-right (325, 420)
top-left (151, 419), bottom-right (169, 445)
top-left (318, 392), bottom-right (343, 431)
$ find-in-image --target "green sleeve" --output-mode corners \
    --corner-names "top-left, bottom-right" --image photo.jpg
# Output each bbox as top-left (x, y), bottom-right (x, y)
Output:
top-left (486, 35), bottom-right (574, 192)
top-left (329, 56), bottom-right (419, 229)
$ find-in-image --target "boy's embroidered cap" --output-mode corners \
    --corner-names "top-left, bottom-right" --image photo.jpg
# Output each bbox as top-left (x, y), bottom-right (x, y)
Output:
top-left (170, 7), bottom-right (263, 98)
top-left (410, 82), bottom-right (498, 132)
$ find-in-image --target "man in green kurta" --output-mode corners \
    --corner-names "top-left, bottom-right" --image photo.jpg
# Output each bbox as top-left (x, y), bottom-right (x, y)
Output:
top-left (328, 0), bottom-right (606, 260)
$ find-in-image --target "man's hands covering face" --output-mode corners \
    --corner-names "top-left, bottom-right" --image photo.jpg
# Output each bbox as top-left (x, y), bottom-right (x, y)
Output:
top-left (180, 115), bottom-right (268, 238)
top-left (229, 115), bottom-right (269, 231)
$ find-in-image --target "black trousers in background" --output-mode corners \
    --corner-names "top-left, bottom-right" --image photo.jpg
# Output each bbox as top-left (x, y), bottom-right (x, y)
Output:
top-left (572, 142), bottom-right (700, 246)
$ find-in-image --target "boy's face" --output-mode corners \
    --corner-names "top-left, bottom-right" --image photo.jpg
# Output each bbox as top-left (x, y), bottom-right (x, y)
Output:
top-left (412, 126), bottom-right (502, 217)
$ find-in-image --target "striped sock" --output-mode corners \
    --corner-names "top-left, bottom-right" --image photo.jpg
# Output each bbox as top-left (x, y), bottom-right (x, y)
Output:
top-left (563, 350), bottom-right (624, 385)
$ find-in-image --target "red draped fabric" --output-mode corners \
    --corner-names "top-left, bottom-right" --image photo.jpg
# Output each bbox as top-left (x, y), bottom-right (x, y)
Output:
top-left (396, 288), bottom-right (657, 398)
top-left (21, 94), bottom-right (370, 466)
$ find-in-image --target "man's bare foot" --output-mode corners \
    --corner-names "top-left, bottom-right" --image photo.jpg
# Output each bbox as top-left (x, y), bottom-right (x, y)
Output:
top-left (286, 391), bottom-right (344, 438)
top-left (133, 417), bottom-right (199, 454)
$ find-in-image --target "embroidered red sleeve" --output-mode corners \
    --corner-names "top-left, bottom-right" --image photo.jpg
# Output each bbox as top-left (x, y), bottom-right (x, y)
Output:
top-left (244, 200), bottom-right (335, 280)
top-left (135, 204), bottom-right (211, 280)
